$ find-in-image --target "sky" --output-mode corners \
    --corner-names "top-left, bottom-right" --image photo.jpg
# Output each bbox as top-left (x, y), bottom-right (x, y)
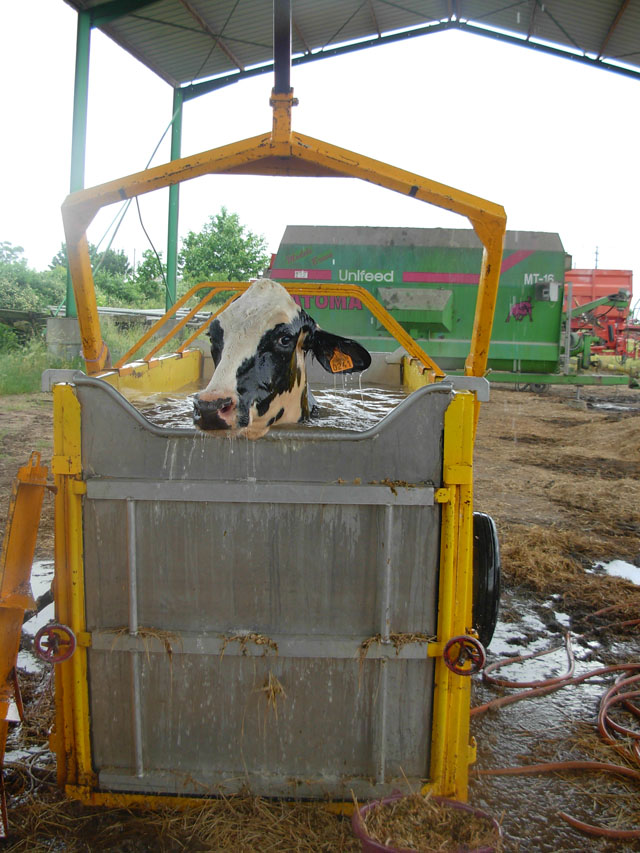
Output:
top-left (1, 1), bottom-right (638, 304)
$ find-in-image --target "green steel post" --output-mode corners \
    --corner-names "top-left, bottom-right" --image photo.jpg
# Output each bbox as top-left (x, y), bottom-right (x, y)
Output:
top-left (66, 10), bottom-right (91, 318)
top-left (166, 88), bottom-right (183, 310)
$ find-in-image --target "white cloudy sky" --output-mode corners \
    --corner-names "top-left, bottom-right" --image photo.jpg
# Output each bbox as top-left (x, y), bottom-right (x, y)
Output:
top-left (1, 1), bottom-right (638, 302)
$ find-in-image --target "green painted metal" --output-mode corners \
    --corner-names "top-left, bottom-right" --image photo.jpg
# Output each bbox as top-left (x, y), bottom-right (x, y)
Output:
top-left (271, 228), bottom-right (568, 375)
top-left (66, 10), bottom-right (92, 319)
top-left (165, 88), bottom-right (183, 310)
top-left (485, 372), bottom-right (629, 386)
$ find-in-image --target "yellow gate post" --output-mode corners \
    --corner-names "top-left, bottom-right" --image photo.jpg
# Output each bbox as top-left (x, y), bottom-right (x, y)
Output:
top-left (50, 384), bottom-right (94, 794)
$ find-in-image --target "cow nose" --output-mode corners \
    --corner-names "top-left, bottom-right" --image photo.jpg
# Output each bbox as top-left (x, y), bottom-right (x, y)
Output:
top-left (193, 392), bottom-right (238, 429)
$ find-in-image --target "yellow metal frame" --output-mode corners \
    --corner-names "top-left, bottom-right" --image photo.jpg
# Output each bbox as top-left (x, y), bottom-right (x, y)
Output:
top-left (53, 89), bottom-right (506, 807)
top-left (62, 90), bottom-right (505, 387)
top-left (50, 385), bottom-right (94, 793)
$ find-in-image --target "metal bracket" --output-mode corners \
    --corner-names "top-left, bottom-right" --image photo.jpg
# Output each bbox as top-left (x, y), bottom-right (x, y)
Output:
top-left (442, 375), bottom-right (490, 402)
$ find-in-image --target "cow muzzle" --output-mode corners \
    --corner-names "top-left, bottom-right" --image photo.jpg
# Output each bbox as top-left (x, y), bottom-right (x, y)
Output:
top-left (193, 392), bottom-right (238, 430)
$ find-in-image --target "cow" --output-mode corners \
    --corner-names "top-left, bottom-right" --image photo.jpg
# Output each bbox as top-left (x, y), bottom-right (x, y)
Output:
top-left (192, 278), bottom-right (371, 438)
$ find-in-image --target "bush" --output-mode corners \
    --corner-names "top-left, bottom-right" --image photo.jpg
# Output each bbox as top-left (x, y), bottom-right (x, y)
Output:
top-left (0, 273), bottom-right (41, 311)
top-left (0, 323), bottom-right (20, 352)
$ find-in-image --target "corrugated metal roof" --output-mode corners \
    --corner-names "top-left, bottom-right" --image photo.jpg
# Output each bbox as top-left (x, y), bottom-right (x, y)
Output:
top-left (64, 1), bottom-right (640, 92)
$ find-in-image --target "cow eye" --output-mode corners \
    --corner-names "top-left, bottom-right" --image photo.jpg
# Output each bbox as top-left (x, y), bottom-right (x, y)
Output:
top-left (278, 333), bottom-right (294, 348)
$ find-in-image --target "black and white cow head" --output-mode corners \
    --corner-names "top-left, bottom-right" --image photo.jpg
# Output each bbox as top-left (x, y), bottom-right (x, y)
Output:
top-left (193, 278), bottom-right (371, 438)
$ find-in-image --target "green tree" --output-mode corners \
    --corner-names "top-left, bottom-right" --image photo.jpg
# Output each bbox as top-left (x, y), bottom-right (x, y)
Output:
top-left (49, 243), bottom-right (70, 269)
top-left (50, 242), bottom-right (97, 269)
top-left (51, 243), bottom-right (138, 306)
top-left (179, 208), bottom-right (269, 285)
top-left (50, 243), bottom-right (131, 278)
top-left (0, 241), bottom-right (25, 264)
top-left (94, 247), bottom-right (132, 278)
top-left (134, 249), bottom-right (166, 302)
top-left (0, 244), bottom-right (65, 312)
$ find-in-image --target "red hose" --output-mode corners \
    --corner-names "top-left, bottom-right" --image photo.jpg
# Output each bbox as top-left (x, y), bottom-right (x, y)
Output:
top-left (558, 812), bottom-right (640, 840)
top-left (482, 631), bottom-right (575, 689)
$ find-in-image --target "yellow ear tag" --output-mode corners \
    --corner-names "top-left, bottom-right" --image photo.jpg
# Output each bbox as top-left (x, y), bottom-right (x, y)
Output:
top-left (329, 350), bottom-right (354, 373)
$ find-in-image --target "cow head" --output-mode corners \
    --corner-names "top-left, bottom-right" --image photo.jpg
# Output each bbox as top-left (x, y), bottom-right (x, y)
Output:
top-left (193, 278), bottom-right (371, 438)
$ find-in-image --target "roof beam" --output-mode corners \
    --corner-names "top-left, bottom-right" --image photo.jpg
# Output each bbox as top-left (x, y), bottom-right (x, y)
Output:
top-left (177, 0), bottom-right (245, 71)
top-left (292, 16), bottom-right (312, 54)
top-left (527, 0), bottom-right (537, 39)
top-left (598, 0), bottom-right (631, 59)
top-left (368, 0), bottom-right (381, 37)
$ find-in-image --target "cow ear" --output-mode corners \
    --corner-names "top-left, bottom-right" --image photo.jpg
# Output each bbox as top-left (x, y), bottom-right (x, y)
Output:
top-left (310, 329), bottom-right (371, 374)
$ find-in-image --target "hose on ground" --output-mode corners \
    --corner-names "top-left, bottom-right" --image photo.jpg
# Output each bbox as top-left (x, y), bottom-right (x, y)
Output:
top-left (472, 635), bottom-right (640, 838)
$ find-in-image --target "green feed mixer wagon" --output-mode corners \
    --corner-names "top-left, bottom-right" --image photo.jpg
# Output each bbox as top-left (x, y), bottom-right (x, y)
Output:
top-left (270, 226), bottom-right (627, 385)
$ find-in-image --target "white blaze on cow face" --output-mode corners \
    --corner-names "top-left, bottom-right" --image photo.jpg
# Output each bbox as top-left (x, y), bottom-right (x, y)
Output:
top-left (193, 278), bottom-right (371, 438)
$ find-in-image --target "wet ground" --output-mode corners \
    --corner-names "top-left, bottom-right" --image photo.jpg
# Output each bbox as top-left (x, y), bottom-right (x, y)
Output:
top-left (470, 587), bottom-right (640, 852)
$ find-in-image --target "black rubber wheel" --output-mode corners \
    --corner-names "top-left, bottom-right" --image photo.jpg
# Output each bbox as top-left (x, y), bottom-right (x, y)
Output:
top-left (472, 512), bottom-right (501, 648)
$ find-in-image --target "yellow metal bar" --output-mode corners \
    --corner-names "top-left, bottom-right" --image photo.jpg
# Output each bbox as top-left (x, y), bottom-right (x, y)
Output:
top-left (0, 451), bottom-right (48, 775)
top-left (66, 233), bottom-right (110, 373)
top-left (465, 220), bottom-right (505, 379)
top-left (0, 452), bottom-right (48, 610)
top-left (51, 384), bottom-right (95, 790)
top-left (427, 392), bottom-right (475, 801)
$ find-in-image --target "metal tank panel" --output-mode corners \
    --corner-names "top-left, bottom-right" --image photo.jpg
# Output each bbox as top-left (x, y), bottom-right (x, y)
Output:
top-left (74, 376), bottom-right (451, 799)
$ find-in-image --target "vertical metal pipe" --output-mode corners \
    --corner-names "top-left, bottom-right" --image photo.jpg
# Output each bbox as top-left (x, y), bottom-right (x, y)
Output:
top-left (67, 10), bottom-right (91, 319)
top-left (273, 0), bottom-right (292, 93)
top-left (563, 280), bottom-right (573, 375)
top-left (126, 499), bottom-right (139, 634)
top-left (126, 498), bottom-right (144, 776)
top-left (131, 654), bottom-right (144, 777)
top-left (375, 662), bottom-right (389, 784)
top-left (375, 504), bottom-right (393, 783)
top-left (166, 88), bottom-right (183, 311)
top-left (379, 505), bottom-right (393, 643)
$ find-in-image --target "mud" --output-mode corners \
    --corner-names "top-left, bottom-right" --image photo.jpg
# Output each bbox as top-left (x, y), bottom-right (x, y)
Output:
top-left (1, 381), bottom-right (639, 851)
